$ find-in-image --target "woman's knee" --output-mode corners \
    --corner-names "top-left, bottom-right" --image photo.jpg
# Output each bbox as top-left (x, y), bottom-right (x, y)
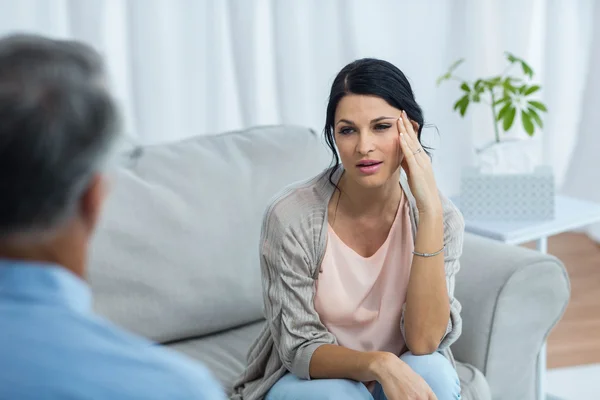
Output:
top-left (400, 351), bottom-right (461, 400)
top-left (266, 373), bottom-right (372, 400)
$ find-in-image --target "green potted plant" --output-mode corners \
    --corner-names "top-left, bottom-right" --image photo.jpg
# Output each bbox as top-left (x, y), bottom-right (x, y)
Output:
top-left (437, 52), bottom-right (548, 157)
top-left (438, 53), bottom-right (554, 221)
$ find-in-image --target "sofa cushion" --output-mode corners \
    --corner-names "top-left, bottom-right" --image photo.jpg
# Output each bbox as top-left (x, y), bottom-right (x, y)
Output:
top-left (168, 321), bottom-right (492, 400)
top-left (88, 126), bottom-right (331, 343)
top-left (456, 362), bottom-right (492, 400)
top-left (169, 321), bottom-right (264, 393)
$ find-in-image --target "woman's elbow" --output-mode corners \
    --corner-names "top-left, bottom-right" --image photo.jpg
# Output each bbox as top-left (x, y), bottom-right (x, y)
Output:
top-left (406, 339), bottom-right (439, 356)
top-left (405, 329), bottom-right (445, 355)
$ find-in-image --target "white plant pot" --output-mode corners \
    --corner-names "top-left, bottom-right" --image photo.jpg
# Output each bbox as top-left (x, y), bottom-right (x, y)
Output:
top-left (475, 139), bottom-right (542, 175)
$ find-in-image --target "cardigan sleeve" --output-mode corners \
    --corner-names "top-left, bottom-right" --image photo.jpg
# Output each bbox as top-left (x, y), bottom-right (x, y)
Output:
top-left (260, 205), bottom-right (337, 380)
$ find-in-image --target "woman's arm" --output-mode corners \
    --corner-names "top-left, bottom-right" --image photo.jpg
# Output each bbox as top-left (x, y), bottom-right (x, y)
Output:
top-left (309, 345), bottom-right (381, 381)
top-left (310, 345), bottom-right (436, 399)
top-left (396, 113), bottom-right (464, 355)
top-left (402, 202), bottom-right (465, 355)
top-left (403, 208), bottom-right (450, 354)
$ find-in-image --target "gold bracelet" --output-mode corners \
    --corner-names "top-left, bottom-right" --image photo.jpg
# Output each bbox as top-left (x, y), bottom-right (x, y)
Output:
top-left (412, 245), bottom-right (445, 257)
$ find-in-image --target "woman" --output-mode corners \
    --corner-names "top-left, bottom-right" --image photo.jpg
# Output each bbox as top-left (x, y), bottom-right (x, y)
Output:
top-left (233, 58), bottom-right (464, 400)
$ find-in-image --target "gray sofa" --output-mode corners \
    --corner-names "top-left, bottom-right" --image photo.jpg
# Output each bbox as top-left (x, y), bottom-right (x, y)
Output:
top-left (89, 125), bottom-right (570, 400)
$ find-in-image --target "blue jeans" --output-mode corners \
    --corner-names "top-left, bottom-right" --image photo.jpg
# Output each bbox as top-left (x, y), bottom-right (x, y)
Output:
top-left (266, 351), bottom-right (461, 400)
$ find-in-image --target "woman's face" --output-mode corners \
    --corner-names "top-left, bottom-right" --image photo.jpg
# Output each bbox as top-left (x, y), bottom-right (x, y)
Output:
top-left (334, 94), bottom-right (405, 189)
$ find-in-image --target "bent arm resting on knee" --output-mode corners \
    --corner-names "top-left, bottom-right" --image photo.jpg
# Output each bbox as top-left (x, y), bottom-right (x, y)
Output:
top-left (310, 346), bottom-right (438, 399)
top-left (309, 344), bottom-right (392, 382)
top-left (404, 212), bottom-right (450, 354)
top-left (402, 201), bottom-right (465, 355)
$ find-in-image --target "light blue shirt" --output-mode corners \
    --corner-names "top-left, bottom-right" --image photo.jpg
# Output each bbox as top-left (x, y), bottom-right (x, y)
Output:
top-left (0, 260), bottom-right (226, 400)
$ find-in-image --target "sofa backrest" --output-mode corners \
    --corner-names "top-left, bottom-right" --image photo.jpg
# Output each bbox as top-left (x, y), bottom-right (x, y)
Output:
top-left (88, 125), bottom-right (331, 343)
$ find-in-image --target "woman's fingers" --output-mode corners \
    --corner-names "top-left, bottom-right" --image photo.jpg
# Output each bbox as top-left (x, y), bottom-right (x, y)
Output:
top-left (402, 110), bottom-right (418, 141)
top-left (400, 111), bottom-right (428, 162)
top-left (399, 113), bottom-right (420, 151)
top-left (402, 111), bottom-right (417, 140)
top-left (397, 117), bottom-right (409, 149)
top-left (398, 118), bottom-right (420, 171)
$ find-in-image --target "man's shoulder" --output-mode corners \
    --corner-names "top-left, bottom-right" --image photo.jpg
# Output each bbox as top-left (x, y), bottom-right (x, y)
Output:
top-left (85, 315), bottom-right (226, 398)
top-left (0, 308), bottom-right (225, 399)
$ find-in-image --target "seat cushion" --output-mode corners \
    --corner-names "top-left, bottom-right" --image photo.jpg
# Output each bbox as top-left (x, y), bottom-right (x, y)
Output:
top-left (456, 361), bottom-right (492, 400)
top-left (167, 321), bottom-right (491, 399)
top-left (168, 321), bottom-right (264, 394)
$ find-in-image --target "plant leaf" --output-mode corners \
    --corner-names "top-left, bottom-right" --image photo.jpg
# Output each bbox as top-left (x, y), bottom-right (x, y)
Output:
top-left (521, 110), bottom-right (534, 136)
top-left (453, 95), bottom-right (470, 116)
top-left (528, 107), bottom-right (544, 128)
top-left (437, 59), bottom-right (465, 86)
top-left (524, 85), bottom-right (540, 96)
top-left (461, 82), bottom-right (471, 92)
top-left (448, 58), bottom-right (465, 73)
top-left (453, 95), bottom-right (467, 110)
top-left (483, 76), bottom-right (502, 88)
top-left (436, 72), bottom-right (451, 86)
top-left (505, 52), bottom-right (534, 78)
top-left (505, 76), bottom-right (521, 82)
top-left (494, 96), bottom-right (511, 106)
top-left (503, 79), bottom-right (517, 93)
top-left (521, 62), bottom-right (534, 78)
top-left (505, 52), bottom-right (518, 63)
top-left (529, 101), bottom-right (548, 112)
top-left (518, 84), bottom-right (527, 94)
top-left (459, 99), bottom-right (469, 116)
top-left (497, 102), bottom-right (512, 120)
top-left (503, 107), bottom-right (516, 131)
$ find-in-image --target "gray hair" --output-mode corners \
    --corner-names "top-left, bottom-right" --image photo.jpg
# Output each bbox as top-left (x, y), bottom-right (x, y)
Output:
top-left (0, 34), bottom-right (120, 237)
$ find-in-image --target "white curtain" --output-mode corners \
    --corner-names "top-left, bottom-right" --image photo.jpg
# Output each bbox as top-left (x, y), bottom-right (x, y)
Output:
top-left (561, 0), bottom-right (600, 241)
top-left (0, 0), bottom-right (598, 237)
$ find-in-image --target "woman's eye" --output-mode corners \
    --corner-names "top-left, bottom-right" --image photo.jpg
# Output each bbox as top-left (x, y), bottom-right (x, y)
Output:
top-left (339, 127), bottom-right (354, 135)
top-left (374, 124), bottom-right (392, 131)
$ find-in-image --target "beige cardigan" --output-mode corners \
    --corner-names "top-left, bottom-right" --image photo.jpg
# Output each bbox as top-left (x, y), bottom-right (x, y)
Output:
top-left (231, 166), bottom-right (465, 400)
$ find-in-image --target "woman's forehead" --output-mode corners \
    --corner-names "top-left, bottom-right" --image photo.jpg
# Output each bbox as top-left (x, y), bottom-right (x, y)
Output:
top-left (335, 94), bottom-right (400, 123)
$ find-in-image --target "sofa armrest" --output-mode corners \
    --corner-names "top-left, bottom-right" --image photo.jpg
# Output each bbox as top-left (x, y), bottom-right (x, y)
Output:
top-left (452, 233), bottom-right (570, 400)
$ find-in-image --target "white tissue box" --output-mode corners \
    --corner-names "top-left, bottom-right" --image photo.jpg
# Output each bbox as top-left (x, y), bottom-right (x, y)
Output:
top-left (459, 166), bottom-right (555, 221)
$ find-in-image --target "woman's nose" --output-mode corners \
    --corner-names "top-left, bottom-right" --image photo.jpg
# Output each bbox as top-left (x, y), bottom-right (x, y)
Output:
top-left (356, 133), bottom-right (375, 155)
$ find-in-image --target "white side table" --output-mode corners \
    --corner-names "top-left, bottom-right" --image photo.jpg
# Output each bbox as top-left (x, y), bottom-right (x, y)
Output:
top-left (451, 195), bottom-right (600, 400)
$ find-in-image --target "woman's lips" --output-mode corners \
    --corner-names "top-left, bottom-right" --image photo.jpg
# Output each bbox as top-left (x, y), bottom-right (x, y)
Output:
top-left (356, 161), bottom-right (382, 175)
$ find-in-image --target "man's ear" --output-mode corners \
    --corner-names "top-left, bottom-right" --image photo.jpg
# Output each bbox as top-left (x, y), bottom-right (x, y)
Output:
top-left (79, 174), bottom-right (108, 233)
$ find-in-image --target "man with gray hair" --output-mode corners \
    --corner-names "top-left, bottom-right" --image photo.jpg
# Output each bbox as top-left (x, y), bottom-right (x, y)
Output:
top-left (0, 34), bottom-right (225, 399)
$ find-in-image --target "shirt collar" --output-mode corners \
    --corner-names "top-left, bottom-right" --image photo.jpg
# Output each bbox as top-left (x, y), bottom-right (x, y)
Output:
top-left (0, 259), bottom-right (92, 313)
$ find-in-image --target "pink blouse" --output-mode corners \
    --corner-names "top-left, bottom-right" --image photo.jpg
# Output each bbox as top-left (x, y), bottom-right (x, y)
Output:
top-left (314, 192), bottom-right (414, 356)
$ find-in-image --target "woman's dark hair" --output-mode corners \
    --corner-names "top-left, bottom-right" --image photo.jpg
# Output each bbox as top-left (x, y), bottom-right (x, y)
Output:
top-left (324, 58), bottom-right (430, 185)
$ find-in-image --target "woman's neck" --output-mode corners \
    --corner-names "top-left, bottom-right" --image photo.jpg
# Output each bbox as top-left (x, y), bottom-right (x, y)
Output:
top-left (337, 170), bottom-right (403, 219)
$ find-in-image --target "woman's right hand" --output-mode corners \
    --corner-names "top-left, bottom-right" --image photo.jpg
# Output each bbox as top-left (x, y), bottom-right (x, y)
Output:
top-left (371, 352), bottom-right (437, 400)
